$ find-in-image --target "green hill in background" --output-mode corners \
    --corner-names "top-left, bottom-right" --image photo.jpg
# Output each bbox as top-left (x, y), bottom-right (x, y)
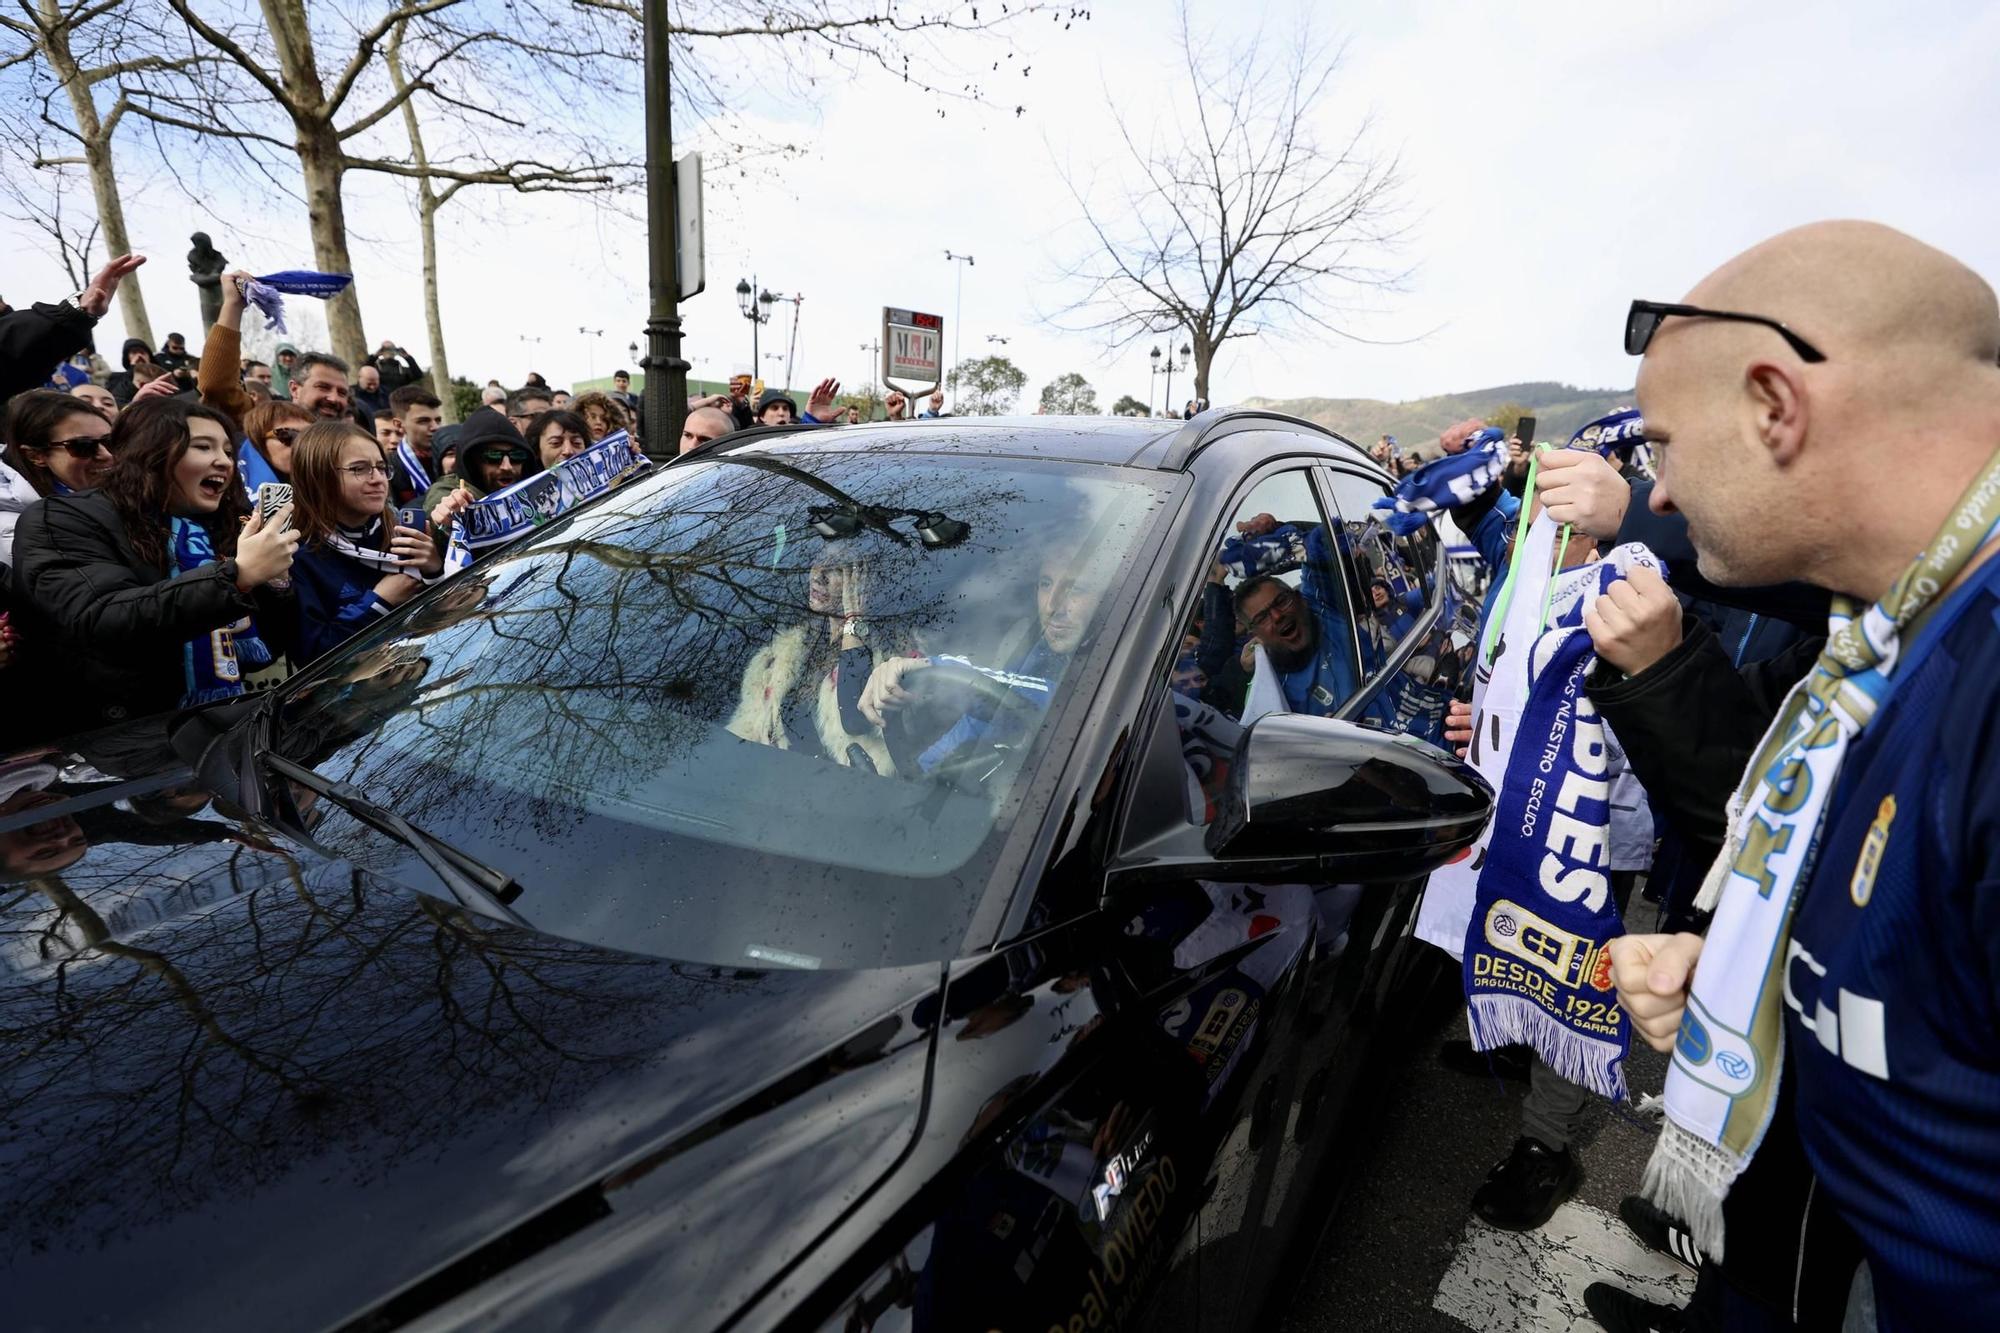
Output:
top-left (1239, 380), bottom-right (1636, 452)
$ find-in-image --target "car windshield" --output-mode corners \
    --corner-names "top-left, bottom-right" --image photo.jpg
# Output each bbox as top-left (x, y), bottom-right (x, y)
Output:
top-left (269, 448), bottom-right (1175, 969)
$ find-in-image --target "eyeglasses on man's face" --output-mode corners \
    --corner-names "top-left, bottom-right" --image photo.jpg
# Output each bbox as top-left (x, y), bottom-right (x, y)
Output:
top-left (480, 448), bottom-right (532, 466)
top-left (1242, 587), bottom-right (1300, 633)
top-left (1625, 300), bottom-right (1827, 363)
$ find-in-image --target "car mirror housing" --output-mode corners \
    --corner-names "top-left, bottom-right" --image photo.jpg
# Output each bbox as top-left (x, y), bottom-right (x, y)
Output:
top-left (1203, 713), bottom-right (1491, 884)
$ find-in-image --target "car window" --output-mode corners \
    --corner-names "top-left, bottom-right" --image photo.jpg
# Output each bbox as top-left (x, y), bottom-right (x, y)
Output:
top-left (1320, 468), bottom-right (1470, 749)
top-left (268, 452), bottom-right (1176, 970)
top-left (1172, 468), bottom-right (1361, 726)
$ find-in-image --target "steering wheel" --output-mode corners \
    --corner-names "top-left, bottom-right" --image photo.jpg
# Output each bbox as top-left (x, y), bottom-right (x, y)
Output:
top-left (882, 659), bottom-right (1046, 789)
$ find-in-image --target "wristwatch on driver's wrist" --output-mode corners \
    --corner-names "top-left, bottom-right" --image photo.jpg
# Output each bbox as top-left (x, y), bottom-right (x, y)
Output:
top-left (842, 616), bottom-right (871, 643)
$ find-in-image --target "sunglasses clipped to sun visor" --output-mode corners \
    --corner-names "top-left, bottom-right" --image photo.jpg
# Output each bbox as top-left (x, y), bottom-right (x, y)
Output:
top-left (1625, 300), bottom-right (1827, 363)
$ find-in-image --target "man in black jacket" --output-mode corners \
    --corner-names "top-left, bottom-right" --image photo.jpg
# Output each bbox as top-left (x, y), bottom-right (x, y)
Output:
top-left (0, 256), bottom-right (147, 408)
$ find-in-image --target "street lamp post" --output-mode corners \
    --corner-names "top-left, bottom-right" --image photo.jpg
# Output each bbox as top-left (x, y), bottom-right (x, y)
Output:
top-left (944, 250), bottom-right (973, 410)
top-left (640, 0), bottom-right (690, 459)
top-left (735, 276), bottom-right (775, 373)
top-left (1148, 345), bottom-right (1163, 416)
top-left (1164, 341), bottom-right (1191, 417)
top-left (859, 338), bottom-right (880, 414)
top-left (578, 326), bottom-right (604, 383)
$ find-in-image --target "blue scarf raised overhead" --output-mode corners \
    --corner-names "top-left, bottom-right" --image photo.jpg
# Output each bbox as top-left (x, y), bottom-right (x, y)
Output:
top-left (1462, 544), bottom-right (1665, 1101)
top-left (238, 270), bottom-right (354, 335)
top-left (1373, 428), bottom-right (1505, 535)
top-left (170, 518), bottom-right (273, 705)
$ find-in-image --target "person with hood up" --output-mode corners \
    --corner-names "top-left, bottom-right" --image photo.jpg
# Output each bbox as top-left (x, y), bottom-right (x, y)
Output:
top-left (422, 407), bottom-right (543, 551)
top-left (271, 343), bottom-right (300, 398)
top-left (106, 338), bottom-right (155, 406)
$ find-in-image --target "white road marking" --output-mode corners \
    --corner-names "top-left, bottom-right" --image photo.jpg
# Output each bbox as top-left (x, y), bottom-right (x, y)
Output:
top-left (1432, 1200), bottom-right (1697, 1332)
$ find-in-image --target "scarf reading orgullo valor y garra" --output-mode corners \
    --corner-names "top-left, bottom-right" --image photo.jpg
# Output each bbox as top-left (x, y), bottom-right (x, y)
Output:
top-left (1646, 447), bottom-right (2000, 1259)
top-left (170, 516), bottom-right (272, 705)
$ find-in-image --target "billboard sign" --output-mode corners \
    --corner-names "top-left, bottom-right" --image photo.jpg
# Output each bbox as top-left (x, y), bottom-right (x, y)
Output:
top-left (882, 306), bottom-right (944, 392)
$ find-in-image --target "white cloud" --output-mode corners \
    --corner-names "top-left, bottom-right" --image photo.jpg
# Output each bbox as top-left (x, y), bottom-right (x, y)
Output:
top-left (7, 0), bottom-right (1995, 412)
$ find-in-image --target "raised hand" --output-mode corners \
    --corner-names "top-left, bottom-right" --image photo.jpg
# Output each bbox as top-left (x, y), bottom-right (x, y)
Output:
top-left (1536, 448), bottom-right (1632, 540)
top-left (807, 377), bottom-right (841, 420)
top-left (79, 254), bottom-right (147, 318)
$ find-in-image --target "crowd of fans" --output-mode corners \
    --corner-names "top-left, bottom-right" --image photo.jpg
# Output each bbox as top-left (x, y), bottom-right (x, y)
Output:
top-left (3, 218), bottom-right (1998, 1333)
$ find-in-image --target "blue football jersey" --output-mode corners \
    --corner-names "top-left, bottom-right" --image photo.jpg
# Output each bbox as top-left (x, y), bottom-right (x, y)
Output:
top-left (1785, 566), bottom-right (2000, 1332)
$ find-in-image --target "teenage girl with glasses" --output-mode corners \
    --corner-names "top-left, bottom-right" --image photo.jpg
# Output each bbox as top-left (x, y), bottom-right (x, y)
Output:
top-left (287, 420), bottom-right (444, 661)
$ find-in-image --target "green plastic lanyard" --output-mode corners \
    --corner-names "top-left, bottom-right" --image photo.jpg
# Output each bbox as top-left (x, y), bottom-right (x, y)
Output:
top-left (1477, 448), bottom-right (1572, 668)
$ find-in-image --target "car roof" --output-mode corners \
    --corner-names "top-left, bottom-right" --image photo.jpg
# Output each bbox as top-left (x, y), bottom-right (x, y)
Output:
top-left (708, 409), bottom-right (1375, 473)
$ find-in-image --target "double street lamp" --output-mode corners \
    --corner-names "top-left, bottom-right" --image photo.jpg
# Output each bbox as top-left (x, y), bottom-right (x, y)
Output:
top-left (1150, 341), bottom-right (1190, 417)
top-left (735, 277), bottom-right (776, 370)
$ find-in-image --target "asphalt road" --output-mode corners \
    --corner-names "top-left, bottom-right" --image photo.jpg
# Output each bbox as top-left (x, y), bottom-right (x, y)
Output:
top-left (1280, 901), bottom-right (1694, 1333)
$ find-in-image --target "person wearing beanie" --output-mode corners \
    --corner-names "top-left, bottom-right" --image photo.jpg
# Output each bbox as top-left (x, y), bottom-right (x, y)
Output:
top-left (753, 387), bottom-right (798, 426)
top-left (105, 337), bottom-right (155, 405)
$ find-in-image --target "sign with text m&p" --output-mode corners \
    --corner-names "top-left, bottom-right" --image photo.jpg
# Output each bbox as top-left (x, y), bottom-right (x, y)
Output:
top-left (882, 306), bottom-right (943, 392)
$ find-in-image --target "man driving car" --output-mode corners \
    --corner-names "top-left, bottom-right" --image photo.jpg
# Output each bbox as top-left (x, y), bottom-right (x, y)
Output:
top-left (858, 546), bottom-right (1111, 773)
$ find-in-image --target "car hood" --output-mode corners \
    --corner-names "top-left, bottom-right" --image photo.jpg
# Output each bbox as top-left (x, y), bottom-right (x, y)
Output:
top-left (0, 752), bottom-right (940, 1333)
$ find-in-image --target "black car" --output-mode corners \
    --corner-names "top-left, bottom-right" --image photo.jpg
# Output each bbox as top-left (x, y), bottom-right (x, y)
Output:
top-left (0, 410), bottom-right (1490, 1333)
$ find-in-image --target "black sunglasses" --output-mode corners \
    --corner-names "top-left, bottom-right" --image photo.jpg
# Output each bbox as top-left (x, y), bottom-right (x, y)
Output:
top-left (480, 447), bottom-right (532, 465)
top-left (1626, 300), bottom-right (1826, 363)
top-left (46, 433), bottom-right (113, 459)
top-left (269, 427), bottom-right (303, 445)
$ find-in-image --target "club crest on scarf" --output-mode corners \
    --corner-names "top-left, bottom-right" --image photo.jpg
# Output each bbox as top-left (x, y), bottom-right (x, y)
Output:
top-left (1463, 544), bottom-right (1667, 1102)
top-left (1372, 428), bottom-right (1505, 535)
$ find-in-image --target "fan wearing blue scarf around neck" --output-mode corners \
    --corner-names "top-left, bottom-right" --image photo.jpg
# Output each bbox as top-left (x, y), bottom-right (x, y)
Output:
top-left (1598, 222), bottom-right (2000, 1333)
top-left (6, 398), bottom-right (302, 740)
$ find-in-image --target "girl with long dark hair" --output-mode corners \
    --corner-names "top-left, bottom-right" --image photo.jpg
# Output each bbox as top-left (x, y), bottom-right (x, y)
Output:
top-left (8, 397), bottom-right (299, 736)
top-left (286, 420), bottom-right (441, 661)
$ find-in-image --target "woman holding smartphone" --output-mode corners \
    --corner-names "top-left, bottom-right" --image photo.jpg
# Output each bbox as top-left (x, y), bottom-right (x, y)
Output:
top-left (287, 420), bottom-right (444, 662)
top-left (9, 398), bottom-right (298, 738)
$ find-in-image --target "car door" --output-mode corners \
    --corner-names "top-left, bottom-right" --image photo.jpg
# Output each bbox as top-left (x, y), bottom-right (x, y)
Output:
top-left (1104, 443), bottom-right (1470, 1328)
top-left (1094, 455), bottom-right (1367, 1332)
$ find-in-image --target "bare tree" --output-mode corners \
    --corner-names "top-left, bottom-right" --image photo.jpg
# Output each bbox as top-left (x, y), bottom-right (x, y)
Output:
top-left (126, 0), bottom-right (637, 363)
top-left (1051, 4), bottom-right (1410, 403)
top-left (0, 1), bottom-right (205, 344)
top-left (0, 121), bottom-right (99, 291)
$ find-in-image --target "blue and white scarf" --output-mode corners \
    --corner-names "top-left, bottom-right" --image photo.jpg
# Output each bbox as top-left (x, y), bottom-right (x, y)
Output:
top-left (170, 517), bottom-right (273, 705)
top-left (1568, 408), bottom-right (1645, 457)
top-left (1373, 428), bottom-right (1505, 535)
top-left (237, 270), bottom-right (353, 335)
top-left (237, 440), bottom-right (284, 498)
top-left (1464, 544), bottom-right (1665, 1100)
top-left (1645, 446), bottom-right (2000, 1257)
top-left (395, 440), bottom-right (432, 494)
top-left (444, 430), bottom-right (647, 572)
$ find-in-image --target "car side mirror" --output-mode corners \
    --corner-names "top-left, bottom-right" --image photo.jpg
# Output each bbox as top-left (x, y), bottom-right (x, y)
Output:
top-left (1203, 713), bottom-right (1491, 883)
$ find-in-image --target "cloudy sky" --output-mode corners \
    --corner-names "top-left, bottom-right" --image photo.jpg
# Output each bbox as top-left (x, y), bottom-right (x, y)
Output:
top-left (7, 0), bottom-right (1997, 414)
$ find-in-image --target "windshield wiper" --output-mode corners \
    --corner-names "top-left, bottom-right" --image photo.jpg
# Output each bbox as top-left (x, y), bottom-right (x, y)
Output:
top-left (259, 751), bottom-right (529, 926)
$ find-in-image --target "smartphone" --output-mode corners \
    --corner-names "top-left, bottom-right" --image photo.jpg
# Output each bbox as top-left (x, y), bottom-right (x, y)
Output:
top-left (255, 482), bottom-right (293, 526)
top-left (1515, 415), bottom-right (1537, 448)
top-left (397, 506), bottom-right (429, 534)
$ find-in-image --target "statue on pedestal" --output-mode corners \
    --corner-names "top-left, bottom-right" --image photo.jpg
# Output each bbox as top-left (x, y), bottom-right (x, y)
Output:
top-left (188, 232), bottom-right (227, 334)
